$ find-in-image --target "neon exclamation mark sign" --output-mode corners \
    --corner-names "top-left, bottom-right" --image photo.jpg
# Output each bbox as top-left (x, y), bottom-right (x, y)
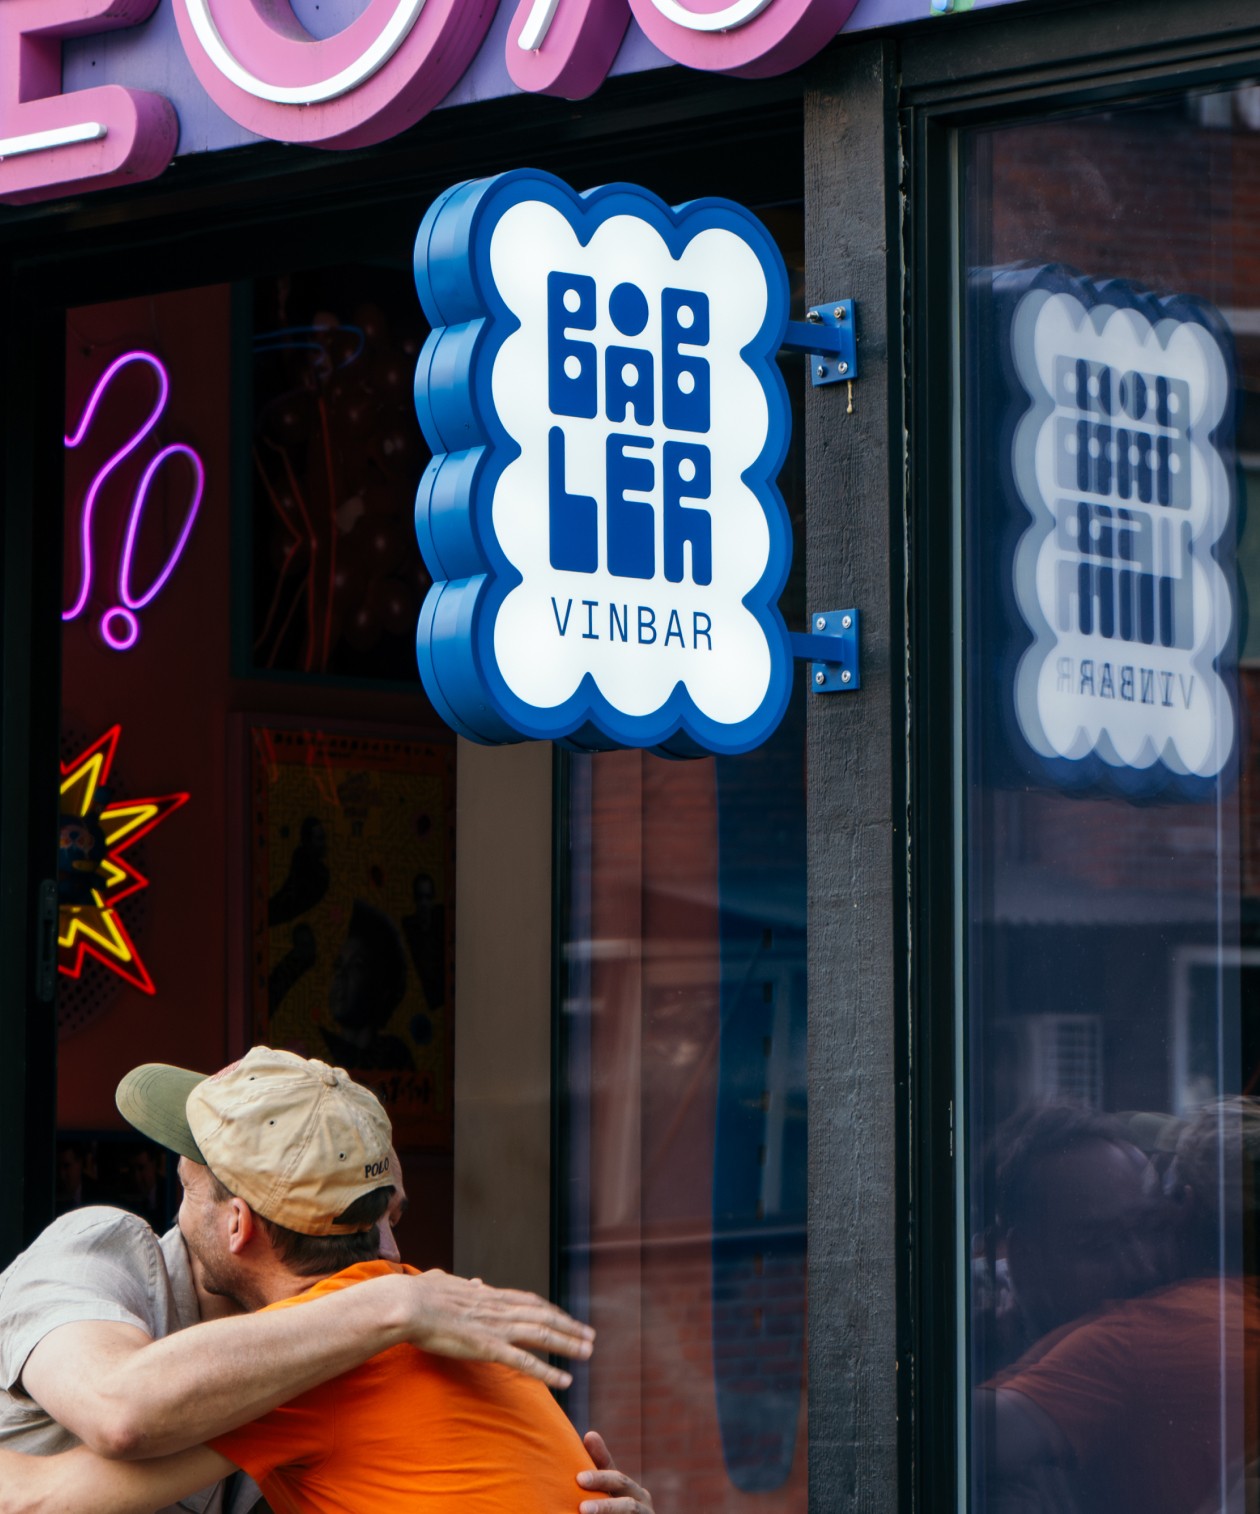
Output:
top-left (63, 351), bottom-right (205, 651)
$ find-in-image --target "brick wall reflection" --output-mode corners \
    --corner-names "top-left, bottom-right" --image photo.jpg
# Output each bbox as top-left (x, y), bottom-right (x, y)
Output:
top-left (563, 749), bottom-right (808, 1510)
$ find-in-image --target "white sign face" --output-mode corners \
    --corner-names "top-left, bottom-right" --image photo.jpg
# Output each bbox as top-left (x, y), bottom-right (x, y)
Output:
top-left (413, 170), bottom-right (794, 756)
top-left (1009, 285), bottom-right (1236, 782)
top-left (489, 200), bottom-right (777, 728)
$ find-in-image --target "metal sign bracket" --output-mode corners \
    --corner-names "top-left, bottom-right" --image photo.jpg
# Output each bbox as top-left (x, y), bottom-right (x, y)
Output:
top-left (780, 300), bottom-right (858, 386)
top-left (789, 608), bottom-right (860, 692)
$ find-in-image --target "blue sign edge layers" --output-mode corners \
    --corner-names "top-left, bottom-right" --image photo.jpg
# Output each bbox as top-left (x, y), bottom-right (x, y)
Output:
top-left (412, 167), bottom-right (795, 758)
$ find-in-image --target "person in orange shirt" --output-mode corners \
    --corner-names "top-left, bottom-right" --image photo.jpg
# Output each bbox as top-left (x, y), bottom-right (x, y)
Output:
top-left (0, 1048), bottom-right (650, 1514)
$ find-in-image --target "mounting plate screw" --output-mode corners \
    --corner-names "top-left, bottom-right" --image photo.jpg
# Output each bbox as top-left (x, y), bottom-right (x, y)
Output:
top-left (841, 669), bottom-right (852, 684)
top-left (806, 308), bottom-right (822, 323)
top-left (815, 616), bottom-right (827, 631)
top-left (835, 306), bottom-right (846, 320)
top-left (841, 614), bottom-right (852, 630)
top-left (815, 364), bottom-right (827, 379)
top-left (837, 361), bottom-right (849, 375)
top-left (814, 670), bottom-right (826, 686)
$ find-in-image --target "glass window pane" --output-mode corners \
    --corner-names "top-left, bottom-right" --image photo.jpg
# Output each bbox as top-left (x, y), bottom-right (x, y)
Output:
top-left (557, 205), bottom-right (807, 1509)
top-left (57, 272), bottom-right (457, 1267)
top-left (250, 267), bottom-right (429, 681)
top-left (962, 90), bottom-right (1260, 1513)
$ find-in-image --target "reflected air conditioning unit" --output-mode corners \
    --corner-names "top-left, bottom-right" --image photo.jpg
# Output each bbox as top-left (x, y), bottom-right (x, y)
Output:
top-left (996, 1014), bottom-right (1103, 1109)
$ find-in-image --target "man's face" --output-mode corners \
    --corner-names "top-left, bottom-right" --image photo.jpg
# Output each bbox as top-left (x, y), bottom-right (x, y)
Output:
top-left (177, 1157), bottom-right (244, 1305)
top-left (1008, 1138), bottom-right (1164, 1333)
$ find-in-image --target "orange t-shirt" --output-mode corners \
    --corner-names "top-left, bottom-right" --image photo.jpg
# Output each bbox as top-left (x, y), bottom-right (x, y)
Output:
top-left (993, 1275), bottom-right (1260, 1514)
top-left (210, 1261), bottom-right (603, 1514)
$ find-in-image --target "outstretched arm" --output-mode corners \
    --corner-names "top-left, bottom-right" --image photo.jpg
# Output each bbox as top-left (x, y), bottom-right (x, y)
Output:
top-left (22, 1270), bottom-right (593, 1460)
top-left (578, 1431), bottom-right (655, 1514)
top-left (0, 1443), bottom-right (234, 1514)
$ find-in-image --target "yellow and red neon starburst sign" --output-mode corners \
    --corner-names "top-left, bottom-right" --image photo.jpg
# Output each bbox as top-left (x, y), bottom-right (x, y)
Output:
top-left (58, 726), bottom-right (189, 995)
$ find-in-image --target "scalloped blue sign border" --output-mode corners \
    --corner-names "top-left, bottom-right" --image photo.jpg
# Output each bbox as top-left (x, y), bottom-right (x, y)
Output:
top-left (411, 168), bottom-right (795, 758)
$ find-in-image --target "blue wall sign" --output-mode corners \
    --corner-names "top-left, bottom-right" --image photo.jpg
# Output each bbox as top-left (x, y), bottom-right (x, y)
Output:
top-left (412, 168), bottom-right (795, 757)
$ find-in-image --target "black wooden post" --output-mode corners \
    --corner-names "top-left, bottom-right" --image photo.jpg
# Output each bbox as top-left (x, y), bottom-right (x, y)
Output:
top-left (804, 38), bottom-right (905, 1513)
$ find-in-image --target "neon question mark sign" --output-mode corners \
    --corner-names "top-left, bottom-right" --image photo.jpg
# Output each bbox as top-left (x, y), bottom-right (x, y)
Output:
top-left (63, 350), bottom-right (205, 651)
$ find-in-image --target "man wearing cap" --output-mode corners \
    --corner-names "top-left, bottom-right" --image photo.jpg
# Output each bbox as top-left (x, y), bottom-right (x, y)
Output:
top-left (0, 1047), bottom-right (622, 1511)
top-left (0, 1047), bottom-right (648, 1514)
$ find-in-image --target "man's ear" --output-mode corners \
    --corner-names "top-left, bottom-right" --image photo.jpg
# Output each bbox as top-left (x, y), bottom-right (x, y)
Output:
top-left (226, 1197), bottom-right (257, 1255)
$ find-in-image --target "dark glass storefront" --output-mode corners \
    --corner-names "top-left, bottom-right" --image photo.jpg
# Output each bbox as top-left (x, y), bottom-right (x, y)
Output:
top-left (17, 91), bottom-right (813, 1506)
top-left (5, 2), bottom-right (1260, 1508)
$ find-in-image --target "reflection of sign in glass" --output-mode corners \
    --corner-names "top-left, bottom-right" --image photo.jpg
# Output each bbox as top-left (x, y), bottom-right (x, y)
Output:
top-left (413, 168), bottom-right (794, 756)
top-left (1008, 273), bottom-right (1237, 785)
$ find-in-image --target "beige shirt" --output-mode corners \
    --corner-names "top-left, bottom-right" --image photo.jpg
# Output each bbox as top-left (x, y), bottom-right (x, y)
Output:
top-left (0, 1207), bottom-right (259, 1514)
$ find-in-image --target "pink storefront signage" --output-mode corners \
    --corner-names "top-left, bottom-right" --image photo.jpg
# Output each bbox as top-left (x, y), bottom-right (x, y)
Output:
top-left (173, 0), bottom-right (502, 151)
top-left (0, 0), bottom-right (176, 205)
top-left (0, 0), bottom-right (889, 205)
top-left (505, 0), bottom-right (859, 96)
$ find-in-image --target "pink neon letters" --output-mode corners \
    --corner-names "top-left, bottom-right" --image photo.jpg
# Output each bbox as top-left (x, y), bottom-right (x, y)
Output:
top-left (508, 0), bottom-right (860, 94)
top-left (508, 0), bottom-right (632, 99)
top-left (628, 0), bottom-right (860, 78)
top-left (0, 0), bottom-right (869, 204)
top-left (172, 0), bottom-right (500, 150)
top-left (0, 0), bottom-right (176, 205)
top-left (64, 351), bottom-right (205, 652)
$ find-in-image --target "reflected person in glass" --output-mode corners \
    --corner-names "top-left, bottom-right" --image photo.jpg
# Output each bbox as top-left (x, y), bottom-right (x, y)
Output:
top-left (979, 1099), bottom-right (1260, 1514)
top-left (976, 1102), bottom-right (1164, 1379)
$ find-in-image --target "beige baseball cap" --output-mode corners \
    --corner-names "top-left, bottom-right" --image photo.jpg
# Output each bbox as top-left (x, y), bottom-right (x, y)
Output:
top-left (116, 1047), bottom-right (394, 1236)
